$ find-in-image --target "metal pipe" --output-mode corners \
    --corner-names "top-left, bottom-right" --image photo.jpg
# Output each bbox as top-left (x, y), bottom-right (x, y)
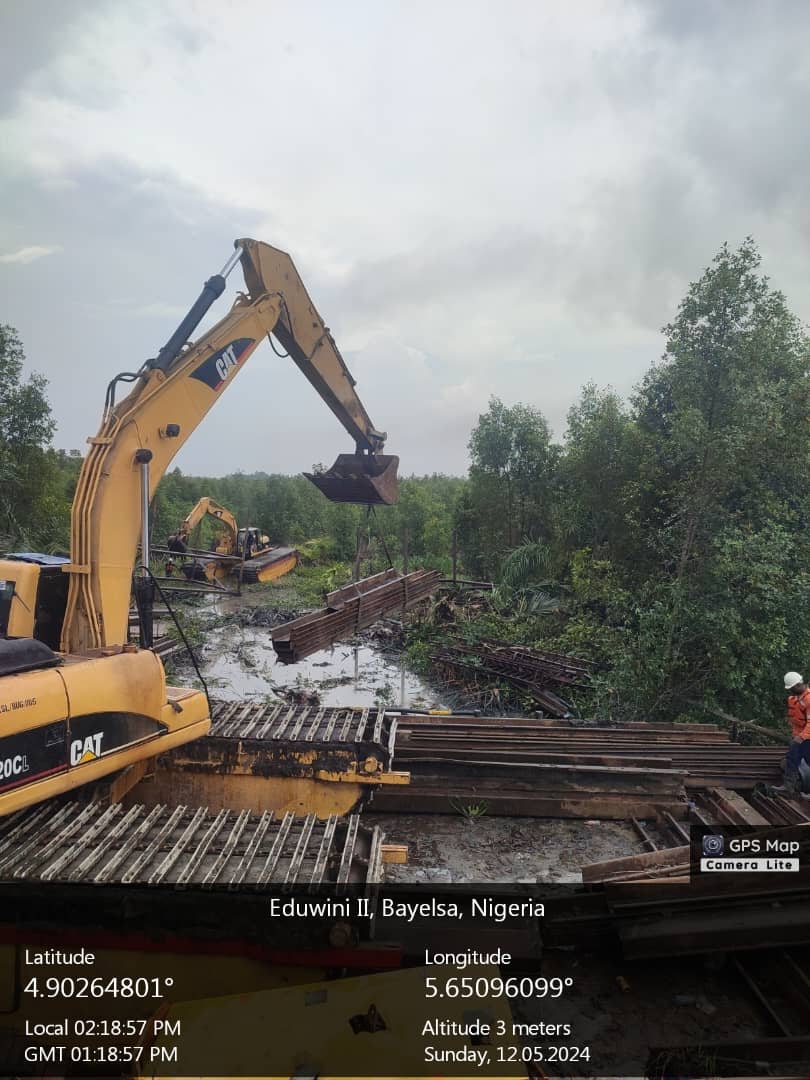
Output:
top-left (219, 243), bottom-right (244, 279)
top-left (151, 245), bottom-right (245, 373)
top-left (134, 448), bottom-right (154, 648)
top-left (135, 449), bottom-right (152, 569)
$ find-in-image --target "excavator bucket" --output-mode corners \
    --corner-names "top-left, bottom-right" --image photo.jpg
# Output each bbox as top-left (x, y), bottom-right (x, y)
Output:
top-left (304, 454), bottom-right (399, 505)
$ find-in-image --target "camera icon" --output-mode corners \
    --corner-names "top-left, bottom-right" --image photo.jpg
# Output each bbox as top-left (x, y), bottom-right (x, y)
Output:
top-left (702, 834), bottom-right (724, 857)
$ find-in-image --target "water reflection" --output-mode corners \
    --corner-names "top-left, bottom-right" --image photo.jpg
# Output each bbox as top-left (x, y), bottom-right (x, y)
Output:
top-left (199, 624), bottom-right (441, 709)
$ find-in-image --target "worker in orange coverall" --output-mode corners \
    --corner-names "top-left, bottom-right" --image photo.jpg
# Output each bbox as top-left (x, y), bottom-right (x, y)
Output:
top-left (770, 672), bottom-right (810, 797)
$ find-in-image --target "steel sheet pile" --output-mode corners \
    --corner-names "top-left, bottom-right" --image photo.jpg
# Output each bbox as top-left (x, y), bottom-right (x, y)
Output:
top-left (271, 567), bottom-right (440, 663)
top-left (370, 716), bottom-right (786, 816)
top-left (394, 715), bottom-right (784, 788)
top-left (432, 639), bottom-right (595, 716)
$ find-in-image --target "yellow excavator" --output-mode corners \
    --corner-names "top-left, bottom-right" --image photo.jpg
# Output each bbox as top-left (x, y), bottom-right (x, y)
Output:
top-left (169, 496), bottom-right (298, 584)
top-left (0, 238), bottom-right (399, 817)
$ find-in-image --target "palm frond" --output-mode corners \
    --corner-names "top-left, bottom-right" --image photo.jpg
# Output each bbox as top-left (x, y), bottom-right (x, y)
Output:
top-left (499, 541), bottom-right (551, 589)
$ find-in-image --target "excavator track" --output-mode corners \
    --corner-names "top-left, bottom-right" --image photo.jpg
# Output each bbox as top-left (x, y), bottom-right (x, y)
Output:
top-left (207, 699), bottom-right (397, 761)
top-left (239, 545), bottom-right (298, 583)
top-left (0, 799), bottom-right (381, 887)
top-left (139, 700), bottom-right (408, 818)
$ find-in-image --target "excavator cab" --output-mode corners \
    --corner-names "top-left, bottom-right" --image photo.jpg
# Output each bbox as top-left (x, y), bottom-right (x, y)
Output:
top-left (235, 527), bottom-right (267, 560)
top-left (305, 453), bottom-right (399, 505)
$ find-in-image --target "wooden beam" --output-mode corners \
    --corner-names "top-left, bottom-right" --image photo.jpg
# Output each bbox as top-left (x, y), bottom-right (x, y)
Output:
top-left (380, 844), bottom-right (408, 865)
top-left (703, 786), bottom-right (771, 827)
top-left (582, 845), bottom-right (690, 884)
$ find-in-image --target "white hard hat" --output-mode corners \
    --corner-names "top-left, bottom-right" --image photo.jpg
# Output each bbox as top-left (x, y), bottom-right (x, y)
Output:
top-left (784, 671), bottom-right (803, 691)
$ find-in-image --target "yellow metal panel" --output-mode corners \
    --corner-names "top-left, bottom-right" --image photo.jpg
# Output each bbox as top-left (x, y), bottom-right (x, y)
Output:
top-left (0, 665), bottom-right (67, 735)
top-left (159, 690), bottom-right (210, 733)
top-left (59, 649), bottom-right (166, 723)
top-left (255, 552), bottom-right (299, 582)
top-left (0, 650), bottom-right (210, 815)
top-left (0, 718), bottom-right (210, 816)
top-left (134, 770), bottom-right (369, 819)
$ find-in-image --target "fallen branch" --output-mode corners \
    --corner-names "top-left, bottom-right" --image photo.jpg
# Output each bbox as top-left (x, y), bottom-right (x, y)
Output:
top-left (680, 697), bottom-right (785, 744)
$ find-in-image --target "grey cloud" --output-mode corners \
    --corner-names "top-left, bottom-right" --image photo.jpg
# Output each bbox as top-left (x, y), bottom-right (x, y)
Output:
top-left (0, 164), bottom-right (429, 473)
top-left (0, 163), bottom-right (264, 440)
top-left (320, 229), bottom-right (563, 322)
top-left (161, 14), bottom-right (211, 56)
top-left (4, 0), bottom-right (810, 478)
top-left (641, 0), bottom-right (810, 47)
top-left (0, 1), bottom-right (105, 112)
top-left (519, 3), bottom-right (810, 334)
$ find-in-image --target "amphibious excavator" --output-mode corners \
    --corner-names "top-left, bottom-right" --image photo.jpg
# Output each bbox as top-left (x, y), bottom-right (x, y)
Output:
top-left (169, 496), bottom-right (298, 584)
top-left (0, 239), bottom-right (401, 816)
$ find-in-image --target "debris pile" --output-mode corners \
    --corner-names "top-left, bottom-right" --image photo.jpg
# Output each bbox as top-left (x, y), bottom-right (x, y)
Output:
top-left (431, 639), bottom-right (595, 716)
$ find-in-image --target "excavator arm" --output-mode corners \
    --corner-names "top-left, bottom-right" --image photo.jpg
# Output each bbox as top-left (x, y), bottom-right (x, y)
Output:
top-left (238, 240), bottom-right (386, 454)
top-left (61, 240), bottom-right (399, 653)
top-left (178, 497), bottom-right (238, 554)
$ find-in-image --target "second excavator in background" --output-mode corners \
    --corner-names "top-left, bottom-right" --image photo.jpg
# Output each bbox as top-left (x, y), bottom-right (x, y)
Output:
top-left (167, 496), bottom-right (299, 584)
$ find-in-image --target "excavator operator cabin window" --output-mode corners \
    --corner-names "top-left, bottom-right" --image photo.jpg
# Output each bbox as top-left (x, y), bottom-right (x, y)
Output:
top-left (0, 581), bottom-right (13, 637)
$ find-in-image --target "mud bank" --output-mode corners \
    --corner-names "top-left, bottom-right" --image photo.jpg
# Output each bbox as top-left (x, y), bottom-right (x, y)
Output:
top-left (367, 813), bottom-right (641, 883)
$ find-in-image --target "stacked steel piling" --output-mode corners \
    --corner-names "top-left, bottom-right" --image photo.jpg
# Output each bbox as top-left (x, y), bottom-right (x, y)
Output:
top-left (271, 568), bottom-right (441, 663)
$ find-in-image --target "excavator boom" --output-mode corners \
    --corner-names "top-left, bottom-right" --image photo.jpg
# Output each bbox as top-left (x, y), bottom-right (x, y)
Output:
top-left (62, 239), bottom-right (399, 653)
top-left (179, 497), bottom-right (238, 554)
top-left (238, 240), bottom-right (399, 506)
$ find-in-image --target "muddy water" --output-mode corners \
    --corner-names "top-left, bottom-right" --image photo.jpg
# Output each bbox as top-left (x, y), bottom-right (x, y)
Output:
top-left (199, 622), bottom-right (444, 708)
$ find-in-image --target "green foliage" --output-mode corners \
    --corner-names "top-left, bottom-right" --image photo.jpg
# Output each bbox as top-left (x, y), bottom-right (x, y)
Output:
top-left (449, 798), bottom-right (488, 820)
top-left (559, 383), bottom-right (639, 562)
top-left (457, 397), bottom-right (561, 577)
top-left (613, 240), bottom-right (810, 719)
top-left (499, 541), bottom-right (552, 589)
top-left (0, 325), bottom-right (64, 549)
top-left (443, 239), bottom-right (810, 729)
top-left (148, 469), bottom-right (464, 573)
top-left (492, 541), bottom-right (563, 616)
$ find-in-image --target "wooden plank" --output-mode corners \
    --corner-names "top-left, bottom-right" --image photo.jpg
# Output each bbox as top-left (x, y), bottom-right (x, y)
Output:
top-left (582, 845), bottom-right (690, 883)
top-left (680, 696), bottom-right (789, 743)
top-left (621, 900), bottom-right (810, 958)
top-left (381, 844), bottom-right (408, 864)
top-left (107, 759), bottom-right (151, 803)
top-left (704, 786), bottom-right (771, 827)
top-left (399, 715), bottom-right (726, 736)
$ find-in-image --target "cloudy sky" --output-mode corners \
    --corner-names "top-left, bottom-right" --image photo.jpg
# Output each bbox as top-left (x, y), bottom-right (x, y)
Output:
top-left (2, 0), bottom-right (809, 477)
